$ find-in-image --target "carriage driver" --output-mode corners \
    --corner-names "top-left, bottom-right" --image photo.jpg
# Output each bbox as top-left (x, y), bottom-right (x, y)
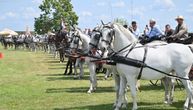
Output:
top-left (144, 19), bottom-right (164, 42)
top-left (167, 16), bottom-right (189, 43)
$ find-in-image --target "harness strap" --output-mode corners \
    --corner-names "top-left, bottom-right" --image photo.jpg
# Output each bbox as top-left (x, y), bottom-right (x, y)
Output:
top-left (125, 42), bottom-right (138, 57)
top-left (188, 46), bottom-right (193, 53)
top-left (137, 47), bottom-right (148, 79)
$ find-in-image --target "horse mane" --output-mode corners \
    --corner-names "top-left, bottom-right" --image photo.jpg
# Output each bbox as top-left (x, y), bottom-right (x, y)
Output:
top-left (113, 23), bottom-right (137, 42)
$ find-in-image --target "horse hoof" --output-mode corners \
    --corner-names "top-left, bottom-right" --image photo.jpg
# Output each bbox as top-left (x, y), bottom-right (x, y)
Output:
top-left (114, 107), bottom-right (120, 110)
top-left (113, 103), bottom-right (117, 108)
top-left (87, 90), bottom-right (92, 94)
top-left (67, 73), bottom-right (72, 75)
top-left (184, 106), bottom-right (188, 110)
top-left (189, 107), bottom-right (193, 110)
top-left (164, 101), bottom-right (168, 104)
top-left (122, 103), bottom-right (128, 109)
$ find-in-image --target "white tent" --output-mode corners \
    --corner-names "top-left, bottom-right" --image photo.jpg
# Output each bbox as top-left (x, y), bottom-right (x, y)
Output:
top-left (0, 28), bottom-right (18, 36)
top-left (47, 31), bottom-right (55, 36)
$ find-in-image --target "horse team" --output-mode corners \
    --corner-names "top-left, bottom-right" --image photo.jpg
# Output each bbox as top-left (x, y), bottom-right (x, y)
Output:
top-left (2, 22), bottom-right (193, 110)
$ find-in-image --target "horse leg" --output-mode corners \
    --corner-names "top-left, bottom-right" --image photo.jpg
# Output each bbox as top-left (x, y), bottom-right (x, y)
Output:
top-left (176, 68), bottom-right (193, 110)
top-left (87, 63), bottom-right (96, 93)
top-left (59, 51), bottom-right (63, 63)
top-left (74, 59), bottom-right (79, 78)
top-left (113, 73), bottom-right (120, 108)
top-left (169, 78), bottom-right (175, 103)
top-left (127, 77), bottom-right (138, 110)
top-left (181, 79), bottom-right (193, 110)
top-left (115, 76), bottom-right (127, 110)
top-left (68, 59), bottom-right (73, 75)
top-left (162, 77), bottom-right (170, 104)
top-left (136, 80), bottom-right (141, 92)
top-left (79, 61), bottom-right (84, 79)
top-left (64, 59), bottom-right (70, 75)
top-left (105, 68), bottom-right (112, 80)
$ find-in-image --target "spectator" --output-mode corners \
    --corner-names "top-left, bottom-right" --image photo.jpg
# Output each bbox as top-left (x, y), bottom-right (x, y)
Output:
top-left (144, 19), bottom-right (164, 42)
top-left (165, 24), bottom-right (174, 37)
top-left (168, 15), bottom-right (189, 43)
top-left (129, 21), bottom-right (140, 38)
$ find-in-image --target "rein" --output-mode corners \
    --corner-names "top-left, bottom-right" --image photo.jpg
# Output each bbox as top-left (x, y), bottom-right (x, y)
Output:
top-left (92, 24), bottom-right (190, 80)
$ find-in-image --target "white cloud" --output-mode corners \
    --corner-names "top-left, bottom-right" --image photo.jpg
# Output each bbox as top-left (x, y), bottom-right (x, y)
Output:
top-left (97, 2), bottom-right (106, 7)
top-left (128, 7), bottom-right (146, 17)
top-left (22, 7), bottom-right (40, 19)
top-left (80, 11), bottom-right (92, 17)
top-left (112, 1), bottom-right (125, 8)
top-left (0, 16), bottom-right (6, 21)
top-left (98, 15), bottom-right (111, 22)
top-left (0, 11), bottom-right (18, 21)
top-left (155, 0), bottom-right (175, 8)
top-left (187, 4), bottom-right (193, 13)
top-left (6, 12), bottom-right (18, 17)
top-left (32, 0), bottom-right (42, 4)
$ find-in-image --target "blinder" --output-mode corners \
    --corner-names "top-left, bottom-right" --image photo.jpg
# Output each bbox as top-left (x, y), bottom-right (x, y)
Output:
top-left (101, 28), bottom-right (115, 45)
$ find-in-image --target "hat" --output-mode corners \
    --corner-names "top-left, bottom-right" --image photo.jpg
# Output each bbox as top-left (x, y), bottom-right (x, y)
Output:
top-left (149, 19), bottom-right (156, 23)
top-left (175, 15), bottom-right (184, 20)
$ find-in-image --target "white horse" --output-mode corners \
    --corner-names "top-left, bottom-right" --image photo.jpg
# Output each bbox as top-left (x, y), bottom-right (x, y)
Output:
top-left (91, 25), bottom-right (175, 108)
top-left (70, 29), bottom-right (88, 79)
top-left (98, 23), bottom-right (193, 110)
top-left (72, 27), bottom-right (112, 93)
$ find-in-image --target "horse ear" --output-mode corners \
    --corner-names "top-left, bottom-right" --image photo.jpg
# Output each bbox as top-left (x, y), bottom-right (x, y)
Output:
top-left (101, 20), bottom-right (105, 25)
top-left (72, 25), bottom-right (75, 30)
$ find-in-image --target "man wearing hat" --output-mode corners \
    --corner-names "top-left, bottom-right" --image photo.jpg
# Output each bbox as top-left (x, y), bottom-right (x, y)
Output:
top-left (168, 15), bottom-right (188, 43)
top-left (144, 19), bottom-right (164, 42)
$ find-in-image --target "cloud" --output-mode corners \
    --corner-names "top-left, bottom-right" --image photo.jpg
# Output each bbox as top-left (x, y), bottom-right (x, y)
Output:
top-left (112, 1), bottom-right (125, 8)
top-left (22, 7), bottom-right (40, 19)
top-left (0, 16), bottom-right (6, 21)
top-left (128, 7), bottom-right (146, 17)
top-left (6, 12), bottom-right (18, 17)
top-left (32, 0), bottom-right (42, 4)
top-left (80, 11), bottom-right (92, 17)
top-left (187, 4), bottom-right (193, 13)
top-left (0, 11), bottom-right (18, 21)
top-left (97, 2), bottom-right (106, 7)
top-left (98, 14), bottom-right (111, 22)
top-left (155, 0), bottom-right (175, 8)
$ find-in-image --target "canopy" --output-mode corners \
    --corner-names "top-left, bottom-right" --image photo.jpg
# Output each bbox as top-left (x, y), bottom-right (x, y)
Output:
top-left (47, 31), bottom-right (55, 36)
top-left (0, 28), bottom-right (18, 36)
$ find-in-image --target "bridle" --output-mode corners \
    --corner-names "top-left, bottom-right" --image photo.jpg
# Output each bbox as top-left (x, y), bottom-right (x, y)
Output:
top-left (89, 29), bottom-right (102, 49)
top-left (97, 25), bottom-right (138, 57)
top-left (100, 26), bottom-right (115, 46)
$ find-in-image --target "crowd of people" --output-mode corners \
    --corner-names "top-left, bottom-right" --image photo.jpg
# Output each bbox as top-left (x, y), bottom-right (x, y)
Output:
top-left (81, 15), bottom-right (191, 45)
top-left (127, 15), bottom-right (190, 44)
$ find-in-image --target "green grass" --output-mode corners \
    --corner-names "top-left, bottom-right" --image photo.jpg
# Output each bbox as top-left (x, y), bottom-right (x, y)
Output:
top-left (0, 46), bottom-right (187, 110)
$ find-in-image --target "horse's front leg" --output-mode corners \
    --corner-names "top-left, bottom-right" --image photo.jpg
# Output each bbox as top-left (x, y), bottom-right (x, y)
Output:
top-left (115, 75), bottom-right (127, 110)
top-left (87, 63), bottom-right (97, 93)
top-left (79, 61), bottom-right (84, 79)
top-left (128, 78), bottom-right (138, 110)
top-left (113, 73), bottom-right (120, 108)
top-left (74, 59), bottom-right (79, 77)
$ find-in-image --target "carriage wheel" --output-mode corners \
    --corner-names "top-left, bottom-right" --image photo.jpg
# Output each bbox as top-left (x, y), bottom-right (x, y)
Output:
top-left (149, 80), bottom-right (160, 86)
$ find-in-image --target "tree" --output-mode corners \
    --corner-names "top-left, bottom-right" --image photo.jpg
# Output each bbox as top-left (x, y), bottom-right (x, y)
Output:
top-left (114, 18), bottom-right (128, 26)
top-left (34, 0), bottom-right (78, 34)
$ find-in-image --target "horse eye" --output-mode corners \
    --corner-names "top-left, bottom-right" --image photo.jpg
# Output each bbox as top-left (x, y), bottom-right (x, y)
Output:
top-left (94, 35), bottom-right (100, 40)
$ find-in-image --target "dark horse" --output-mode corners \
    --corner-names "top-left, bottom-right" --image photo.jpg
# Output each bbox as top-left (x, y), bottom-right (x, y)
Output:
top-left (55, 30), bottom-right (76, 75)
top-left (2, 36), bottom-right (14, 49)
top-left (55, 27), bottom-right (68, 63)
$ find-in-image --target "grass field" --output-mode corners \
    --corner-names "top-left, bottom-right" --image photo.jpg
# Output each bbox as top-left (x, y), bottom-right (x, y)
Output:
top-left (0, 46), bottom-right (187, 110)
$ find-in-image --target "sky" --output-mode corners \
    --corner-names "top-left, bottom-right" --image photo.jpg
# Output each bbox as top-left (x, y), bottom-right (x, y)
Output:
top-left (0, 0), bottom-right (193, 32)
